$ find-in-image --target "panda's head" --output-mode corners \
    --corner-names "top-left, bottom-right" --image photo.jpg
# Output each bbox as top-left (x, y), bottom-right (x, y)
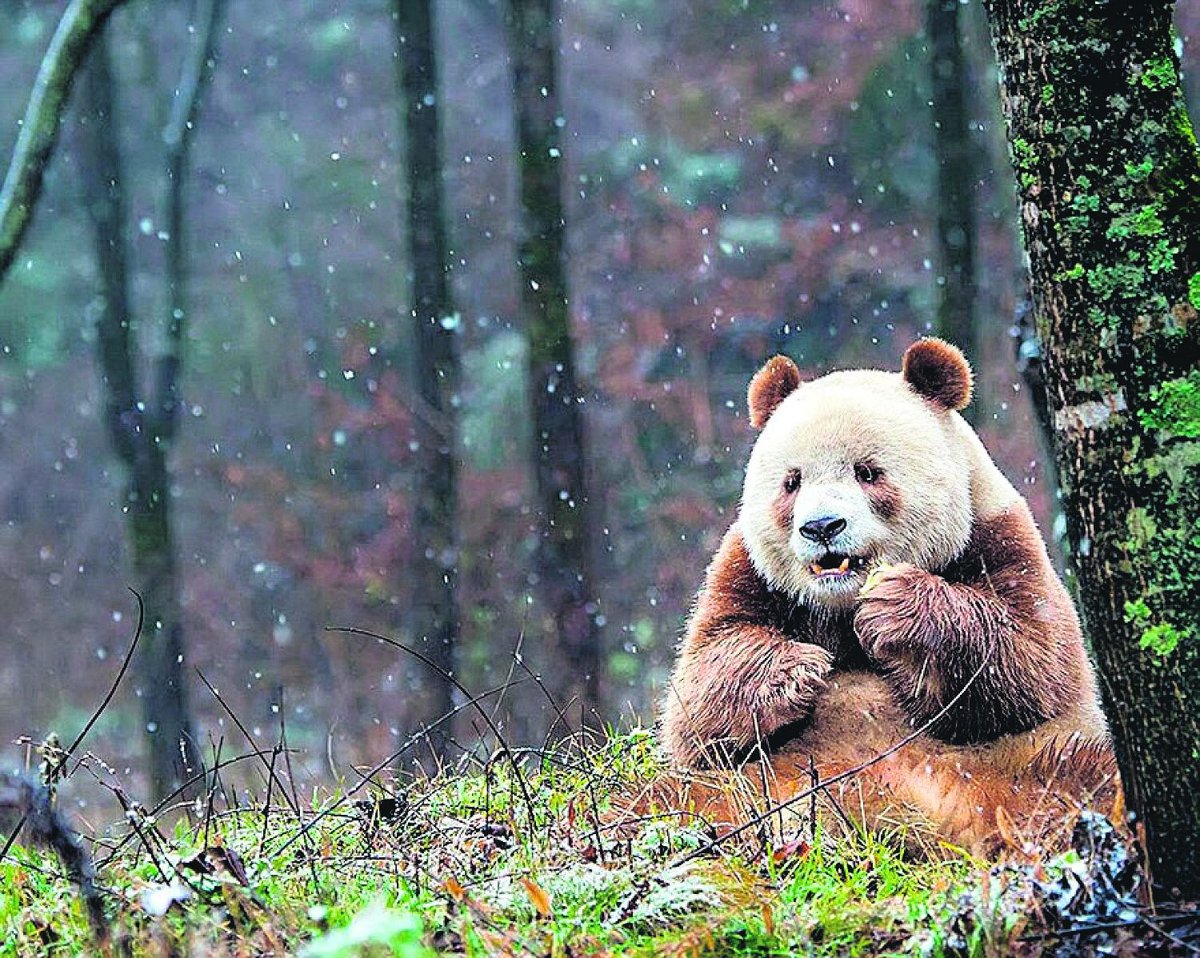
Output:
top-left (740, 339), bottom-right (976, 609)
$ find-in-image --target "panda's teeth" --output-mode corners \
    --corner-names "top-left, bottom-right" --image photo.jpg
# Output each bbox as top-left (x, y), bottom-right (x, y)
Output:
top-left (837, 557), bottom-right (850, 573)
top-left (810, 563), bottom-right (823, 575)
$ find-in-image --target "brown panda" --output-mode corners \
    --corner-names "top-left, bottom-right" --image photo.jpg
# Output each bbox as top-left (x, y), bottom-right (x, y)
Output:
top-left (656, 339), bottom-right (1117, 852)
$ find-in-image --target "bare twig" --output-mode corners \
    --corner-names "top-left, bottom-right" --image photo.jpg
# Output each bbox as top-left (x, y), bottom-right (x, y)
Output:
top-left (269, 677), bottom-right (526, 859)
top-left (0, 590), bottom-right (143, 867)
top-left (327, 626), bottom-right (538, 829)
top-left (92, 747), bottom-right (296, 870)
top-left (673, 648), bottom-right (996, 868)
top-left (195, 669), bottom-right (299, 814)
top-left (60, 589), bottom-right (145, 776)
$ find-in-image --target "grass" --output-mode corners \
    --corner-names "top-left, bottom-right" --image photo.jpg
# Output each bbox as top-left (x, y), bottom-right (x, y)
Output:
top-left (0, 728), bottom-right (1102, 957)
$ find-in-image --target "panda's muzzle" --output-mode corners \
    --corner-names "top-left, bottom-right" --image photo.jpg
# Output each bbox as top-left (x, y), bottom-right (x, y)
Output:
top-left (809, 552), bottom-right (868, 578)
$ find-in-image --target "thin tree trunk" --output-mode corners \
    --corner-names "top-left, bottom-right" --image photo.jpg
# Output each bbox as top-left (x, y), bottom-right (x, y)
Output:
top-left (396, 0), bottom-right (458, 733)
top-left (78, 34), bottom-right (199, 801)
top-left (156, 0), bottom-right (223, 436)
top-left (77, 16), bottom-right (223, 801)
top-left (928, 0), bottom-right (978, 395)
top-left (507, 0), bottom-right (603, 725)
top-left (0, 0), bottom-right (127, 283)
top-left (984, 0), bottom-right (1200, 898)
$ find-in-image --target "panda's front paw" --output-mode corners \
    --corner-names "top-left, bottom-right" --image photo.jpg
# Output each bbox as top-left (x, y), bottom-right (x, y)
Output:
top-left (854, 562), bottom-right (931, 662)
top-left (753, 642), bottom-right (834, 736)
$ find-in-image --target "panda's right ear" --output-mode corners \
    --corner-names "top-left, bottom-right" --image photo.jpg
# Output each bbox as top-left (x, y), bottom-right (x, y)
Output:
top-left (748, 355), bottom-right (802, 429)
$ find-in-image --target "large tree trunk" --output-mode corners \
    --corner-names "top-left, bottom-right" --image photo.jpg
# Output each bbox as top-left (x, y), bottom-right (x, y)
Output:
top-left (78, 30), bottom-right (207, 803)
top-left (927, 0), bottom-right (978, 399)
top-left (507, 0), bottom-right (604, 726)
top-left (984, 1), bottom-right (1200, 898)
top-left (395, 0), bottom-right (458, 734)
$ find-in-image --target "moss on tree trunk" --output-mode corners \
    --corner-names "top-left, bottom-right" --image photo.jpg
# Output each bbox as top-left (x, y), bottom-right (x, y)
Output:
top-left (984, 0), bottom-right (1200, 897)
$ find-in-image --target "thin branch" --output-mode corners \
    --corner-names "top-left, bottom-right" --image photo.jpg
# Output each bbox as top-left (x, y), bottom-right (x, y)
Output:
top-left (673, 646), bottom-right (997, 868)
top-left (269, 676), bottom-right (528, 859)
top-left (155, 0), bottom-right (225, 440)
top-left (92, 746), bottom-right (296, 869)
top-left (326, 626), bottom-right (538, 829)
top-left (195, 668), bottom-right (299, 814)
top-left (0, 591), bottom-right (143, 867)
top-left (0, 0), bottom-right (128, 283)
top-left (60, 589), bottom-right (144, 775)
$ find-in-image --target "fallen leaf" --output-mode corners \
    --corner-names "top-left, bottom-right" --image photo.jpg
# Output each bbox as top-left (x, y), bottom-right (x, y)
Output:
top-left (771, 837), bottom-right (810, 864)
top-left (521, 876), bottom-right (552, 918)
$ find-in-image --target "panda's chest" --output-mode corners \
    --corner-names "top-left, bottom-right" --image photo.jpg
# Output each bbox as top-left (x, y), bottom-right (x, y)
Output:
top-left (778, 603), bottom-right (868, 668)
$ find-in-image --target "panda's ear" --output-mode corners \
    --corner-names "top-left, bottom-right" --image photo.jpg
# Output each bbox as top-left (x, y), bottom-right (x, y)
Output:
top-left (748, 355), bottom-right (802, 429)
top-left (901, 338), bottom-right (973, 411)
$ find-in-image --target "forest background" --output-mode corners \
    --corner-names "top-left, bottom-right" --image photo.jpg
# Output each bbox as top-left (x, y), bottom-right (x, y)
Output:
top-left (3, 0), bottom-right (1199, 814)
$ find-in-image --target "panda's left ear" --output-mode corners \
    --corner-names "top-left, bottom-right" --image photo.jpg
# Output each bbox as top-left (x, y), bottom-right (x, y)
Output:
top-left (902, 338), bottom-right (973, 411)
top-left (748, 355), bottom-right (802, 429)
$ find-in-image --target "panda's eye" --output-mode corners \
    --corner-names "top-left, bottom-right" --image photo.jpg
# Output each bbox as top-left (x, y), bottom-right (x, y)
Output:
top-left (854, 462), bottom-right (882, 484)
top-left (782, 469), bottom-right (802, 494)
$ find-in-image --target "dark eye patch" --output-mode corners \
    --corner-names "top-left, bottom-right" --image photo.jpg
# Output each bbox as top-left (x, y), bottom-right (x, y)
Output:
top-left (782, 469), bottom-right (802, 493)
top-left (854, 462), bottom-right (882, 484)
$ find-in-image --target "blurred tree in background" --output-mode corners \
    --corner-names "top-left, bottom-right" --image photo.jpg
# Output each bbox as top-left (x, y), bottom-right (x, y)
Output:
top-left (927, 0), bottom-right (978, 407)
top-left (507, 0), bottom-right (604, 728)
top-left (76, 0), bottom-right (223, 800)
top-left (395, 0), bottom-right (458, 744)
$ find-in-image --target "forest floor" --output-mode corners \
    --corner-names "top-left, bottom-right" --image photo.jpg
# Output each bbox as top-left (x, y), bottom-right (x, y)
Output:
top-left (2, 729), bottom-right (1197, 957)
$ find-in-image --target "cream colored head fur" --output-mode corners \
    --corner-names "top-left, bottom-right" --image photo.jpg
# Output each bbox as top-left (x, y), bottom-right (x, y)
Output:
top-left (740, 339), bottom-right (1019, 609)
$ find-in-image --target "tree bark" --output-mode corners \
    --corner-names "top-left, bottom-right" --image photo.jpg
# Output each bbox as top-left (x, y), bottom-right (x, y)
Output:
top-left (0, 0), bottom-right (127, 283)
top-left (928, 0), bottom-right (978, 396)
top-left (78, 31), bottom-right (204, 803)
top-left (507, 0), bottom-right (604, 725)
top-left (984, 0), bottom-right (1200, 898)
top-left (395, 0), bottom-right (459, 734)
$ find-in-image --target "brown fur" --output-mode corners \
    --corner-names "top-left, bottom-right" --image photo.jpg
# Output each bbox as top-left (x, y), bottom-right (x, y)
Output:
top-left (856, 505), bottom-right (1093, 744)
top-left (748, 355), bottom-right (802, 428)
top-left (660, 527), bottom-right (840, 767)
top-left (770, 483), bottom-right (799, 531)
top-left (862, 472), bottom-right (901, 522)
top-left (901, 338), bottom-right (973, 411)
top-left (635, 673), bottom-right (1117, 856)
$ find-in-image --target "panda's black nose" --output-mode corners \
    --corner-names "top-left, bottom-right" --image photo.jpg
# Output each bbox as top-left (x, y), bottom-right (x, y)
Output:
top-left (799, 515), bottom-right (846, 543)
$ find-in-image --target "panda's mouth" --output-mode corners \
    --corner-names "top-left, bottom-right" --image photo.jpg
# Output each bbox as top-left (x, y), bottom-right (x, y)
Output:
top-left (809, 552), bottom-right (868, 578)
